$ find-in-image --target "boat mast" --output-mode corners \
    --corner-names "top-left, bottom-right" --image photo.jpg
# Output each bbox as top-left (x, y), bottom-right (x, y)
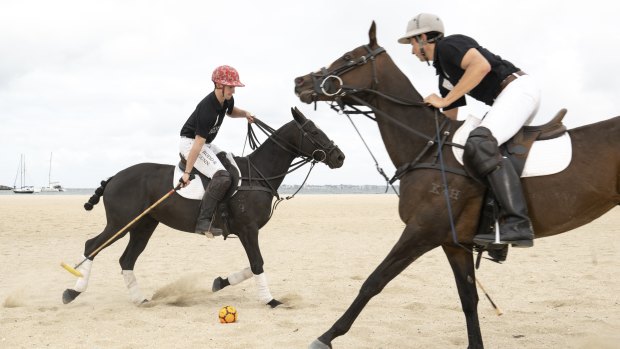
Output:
top-left (48, 152), bottom-right (53, 186)
top-left (14, 155), bottom-right (21, 189)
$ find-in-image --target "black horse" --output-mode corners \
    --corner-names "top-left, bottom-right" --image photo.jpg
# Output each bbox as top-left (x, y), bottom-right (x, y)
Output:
top-left (62, 107), bottom-right (345, 307)
top-left (294, 22), bottom-right (619, 348)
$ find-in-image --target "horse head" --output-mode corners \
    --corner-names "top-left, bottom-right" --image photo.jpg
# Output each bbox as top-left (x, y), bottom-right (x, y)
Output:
top-left (293, 22), bottom-right (434, 167)
top-left (286, 107), bottom-right (345, 169)
top-left (294, 22), bottom-right (390, 106)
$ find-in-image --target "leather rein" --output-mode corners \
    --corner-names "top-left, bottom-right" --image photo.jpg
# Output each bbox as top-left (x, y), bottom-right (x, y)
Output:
top-left (240, 118), bottom-right (338, 205)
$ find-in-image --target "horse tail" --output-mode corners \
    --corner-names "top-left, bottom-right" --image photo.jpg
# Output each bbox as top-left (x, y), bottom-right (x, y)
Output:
top-left (84, 177), bottom-right (113, 211)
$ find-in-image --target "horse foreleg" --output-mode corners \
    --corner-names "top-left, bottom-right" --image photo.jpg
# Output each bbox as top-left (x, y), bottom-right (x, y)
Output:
top-left (442, 244), bottom-right (484, 349)
top-left (237, 226), bottom-right (282, 307)
top-left (311, 226), bottom-right (438, 349)
top-left (254, 272), bottom-right (281, 308)
top-left (212, 267), bottom-right (253, 292)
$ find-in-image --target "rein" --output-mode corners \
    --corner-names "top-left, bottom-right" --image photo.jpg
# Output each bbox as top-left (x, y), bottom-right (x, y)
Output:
top-left (240, 118), bottom-right (329, 218)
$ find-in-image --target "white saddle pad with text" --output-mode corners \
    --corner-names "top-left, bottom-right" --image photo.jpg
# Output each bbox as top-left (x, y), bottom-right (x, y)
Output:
top-left (173, 152), bottom-right (242, 200)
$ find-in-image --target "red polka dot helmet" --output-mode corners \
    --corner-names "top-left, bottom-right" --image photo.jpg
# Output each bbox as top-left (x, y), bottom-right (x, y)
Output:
top-left (212, 65), bottom-right (245, 87)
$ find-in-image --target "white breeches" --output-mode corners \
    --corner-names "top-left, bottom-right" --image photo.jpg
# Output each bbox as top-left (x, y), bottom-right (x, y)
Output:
top-left (179, 137), bottom-right (226, 178)
top-left (480, 74), bottom-right (541, 145)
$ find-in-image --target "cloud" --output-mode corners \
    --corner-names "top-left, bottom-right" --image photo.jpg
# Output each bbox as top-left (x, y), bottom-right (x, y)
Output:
top-left (1, 0), bottom-right (619, 187)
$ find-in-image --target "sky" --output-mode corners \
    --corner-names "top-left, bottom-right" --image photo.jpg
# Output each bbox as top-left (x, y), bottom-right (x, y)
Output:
top-left (1, 0), bottom-right (619, 188)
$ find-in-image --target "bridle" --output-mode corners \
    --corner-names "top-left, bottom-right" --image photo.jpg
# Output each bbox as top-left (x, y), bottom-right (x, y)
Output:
top-left (240, 118), bottom-right (340, 216)
top-left (309, 45), bottom-right (386, 98)
top-left (304, 44), bottom-right (474, 254)
top-left (306, 44), bottom-right (466, 180)
top-left (248, 118), bottom-right (339, 165)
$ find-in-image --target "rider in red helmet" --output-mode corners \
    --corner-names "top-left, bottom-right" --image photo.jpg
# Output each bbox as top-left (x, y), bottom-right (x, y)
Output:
top-left (179, 65), bottom-right (255, 236)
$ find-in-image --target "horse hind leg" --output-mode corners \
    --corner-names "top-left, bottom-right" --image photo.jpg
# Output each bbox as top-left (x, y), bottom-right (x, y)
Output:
top-left (62, 223), bottom-right (127, 304)
top-left (310, 225), bottom-right (439, 349)
top-left (62, 256), bottom-right (93, 304)
top-left (119, 216), bottom-right (158, 305)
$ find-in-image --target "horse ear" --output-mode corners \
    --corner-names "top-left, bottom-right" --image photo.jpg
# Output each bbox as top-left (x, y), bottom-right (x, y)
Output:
top-left (291, 106), bottom-right (307, 124)
top-left (369, 21), bottom-right (377, 47)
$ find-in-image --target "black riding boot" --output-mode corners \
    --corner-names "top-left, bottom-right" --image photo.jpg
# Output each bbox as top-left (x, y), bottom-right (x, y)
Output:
top-left (195, 193), bottom-right (223, 236)
top-left (195, 170), bottom-right (231, 236)
top-left (473, 158), bottom-right (534, 248)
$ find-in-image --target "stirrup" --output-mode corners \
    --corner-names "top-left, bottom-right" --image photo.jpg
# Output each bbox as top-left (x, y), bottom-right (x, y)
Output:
top-left (195, 220), bottom-right (223, 237)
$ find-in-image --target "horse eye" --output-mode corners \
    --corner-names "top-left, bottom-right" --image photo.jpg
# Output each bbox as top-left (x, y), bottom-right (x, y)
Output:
top-left (343, 54), bottom-right (352, 60)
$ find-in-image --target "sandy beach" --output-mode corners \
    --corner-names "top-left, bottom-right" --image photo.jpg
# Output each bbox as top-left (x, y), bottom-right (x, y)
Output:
top-left (0, 194), bottom-right (618, 349)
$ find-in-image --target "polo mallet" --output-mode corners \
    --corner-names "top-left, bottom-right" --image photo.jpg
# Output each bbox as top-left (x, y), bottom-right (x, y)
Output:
top-left (475, 277), bottom-right (503, 316)
top-left (60, 176), bottom-right (192, 277)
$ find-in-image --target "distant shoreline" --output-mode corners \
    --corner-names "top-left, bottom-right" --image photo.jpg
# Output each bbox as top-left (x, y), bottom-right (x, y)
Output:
top-left (0, 185), bottom-right (399, 195)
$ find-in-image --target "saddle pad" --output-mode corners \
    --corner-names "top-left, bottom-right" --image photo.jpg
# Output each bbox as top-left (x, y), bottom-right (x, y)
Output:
top-left (452, 115), bottom-right (572, 178)
top-left (174, 152), bottom-right (242, 200)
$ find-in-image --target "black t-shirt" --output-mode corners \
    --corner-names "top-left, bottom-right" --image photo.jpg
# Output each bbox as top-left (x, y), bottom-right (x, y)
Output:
top-left (432, 34), bottom-right (520, 109)
top-left (180, 91), bottom-right (234, 143)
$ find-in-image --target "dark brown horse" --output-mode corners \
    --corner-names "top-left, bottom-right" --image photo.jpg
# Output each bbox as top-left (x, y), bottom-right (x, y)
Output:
top-left (62, 108), bottom-right (345, 307)
top-left (294, 22), bottom-right (619, 348)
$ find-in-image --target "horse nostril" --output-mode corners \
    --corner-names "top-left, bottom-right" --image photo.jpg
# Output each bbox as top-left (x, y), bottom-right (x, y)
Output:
top-left (295, 77), bottom-right (304, 86)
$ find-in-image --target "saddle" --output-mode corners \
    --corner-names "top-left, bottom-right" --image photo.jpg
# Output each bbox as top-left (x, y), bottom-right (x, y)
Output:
top-left (502, 108), bottom-right (568, 175)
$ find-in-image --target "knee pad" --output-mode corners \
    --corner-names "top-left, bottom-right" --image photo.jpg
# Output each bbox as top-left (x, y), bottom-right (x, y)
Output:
top-left (463, 127), bottom-right (502, 180)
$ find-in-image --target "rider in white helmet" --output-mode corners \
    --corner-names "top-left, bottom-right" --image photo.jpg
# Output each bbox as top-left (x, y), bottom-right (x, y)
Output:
top-left (399, 13), bottom-right (541, 248)
top-left (179, 65), bottom-right (255, 236)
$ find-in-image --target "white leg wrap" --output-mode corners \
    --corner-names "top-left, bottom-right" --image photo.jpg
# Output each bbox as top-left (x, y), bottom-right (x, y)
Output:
top-left (73, 256), bottom-right (93, 292)
top-left (254, 273), bottom-right (274, 304)
top-left (122, 270), bottom-right (146, 305)
top-left (228, 267), bottom-right (253, 286)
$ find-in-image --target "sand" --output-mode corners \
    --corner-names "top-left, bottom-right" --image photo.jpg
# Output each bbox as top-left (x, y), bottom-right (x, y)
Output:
top-left (0, 194), bottom-right (618, 349)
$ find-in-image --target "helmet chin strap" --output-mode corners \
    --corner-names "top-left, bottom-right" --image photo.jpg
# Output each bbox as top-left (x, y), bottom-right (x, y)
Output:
top-left (214, 84), bottom-right (226, 103)
top-left (416, 36), bottom-right (431, 66)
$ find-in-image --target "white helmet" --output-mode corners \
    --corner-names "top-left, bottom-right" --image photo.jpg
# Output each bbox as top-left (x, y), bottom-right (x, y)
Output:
top-left (398, 13), bottom-right (444, 44)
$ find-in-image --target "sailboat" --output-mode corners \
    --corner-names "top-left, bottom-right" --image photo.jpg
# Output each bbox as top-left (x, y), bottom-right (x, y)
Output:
top-left (13, 154), bottom-right (35, 194)
top-left (41, 152), bottom-right (66, 192)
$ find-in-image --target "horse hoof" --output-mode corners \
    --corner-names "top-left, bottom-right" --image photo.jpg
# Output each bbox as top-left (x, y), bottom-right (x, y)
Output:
top-left (62, 289), bottom-right (81, 304)
top-left (212, 277), bottom-right (229, 292)
top-left (309, 339), bottom-right (332, 349)
top-left (267, 299), bottom-right (283, 308)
